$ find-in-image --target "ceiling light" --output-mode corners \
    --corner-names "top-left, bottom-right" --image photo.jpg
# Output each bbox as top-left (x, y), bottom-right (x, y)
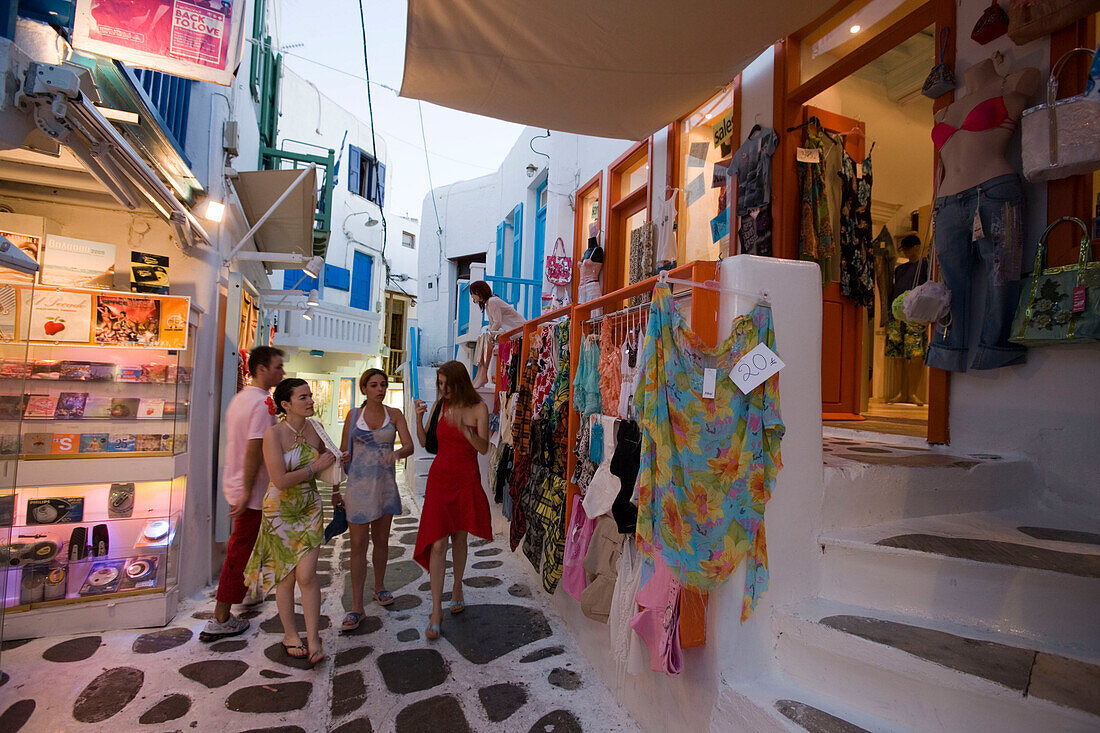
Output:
top-left (203, 200), bottom-right (225, 222)
top-left (850, 24), bottom-right (861, 34)
top-left (302, 308), bottom-right (314, 321)
top-left (306, 289), bottom-right (320, 306)
top-left (303, 255), bottom-right (324, 279)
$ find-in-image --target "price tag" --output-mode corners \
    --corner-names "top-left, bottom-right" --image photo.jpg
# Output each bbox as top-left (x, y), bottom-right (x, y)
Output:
top-left (1072, 285), bottom-right (1087, 313)
top-left (730, 343), bottom-right (786, 394)
top-left (796, 147), bottom-right (820, 164)
top-left (856, 162), bottom-right (864, 179)
top-left (971, 208), bottom-right (985, 241)
top-left (702, 368), bottom-right (717, 399)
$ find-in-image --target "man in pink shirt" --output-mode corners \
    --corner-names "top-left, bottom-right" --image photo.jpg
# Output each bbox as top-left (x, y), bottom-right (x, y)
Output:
top-left (200, 346), bottom-right (284, 641)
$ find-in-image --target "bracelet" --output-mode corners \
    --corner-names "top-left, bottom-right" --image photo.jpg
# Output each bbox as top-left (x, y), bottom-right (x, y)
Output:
top-left (306, 464), bottom-right (315, 480)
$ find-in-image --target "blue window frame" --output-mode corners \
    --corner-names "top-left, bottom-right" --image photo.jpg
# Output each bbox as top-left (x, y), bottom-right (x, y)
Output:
top-left (457, 281), bottom-right (470, 338)
top-left (533, 181), bottom-right (547, 299)
top-left (494, 222), bottom-right (506, 289)
top-left (350, 250), bottom-right (373, 311)
top-left (510, 203), bottom-right (523, 303)
top-left (346, 145), bottom-right (385, 207)
top-left (324, 264), bottom-right (350, 291)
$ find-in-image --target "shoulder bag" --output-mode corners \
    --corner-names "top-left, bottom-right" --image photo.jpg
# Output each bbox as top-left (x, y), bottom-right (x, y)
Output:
top-left (545, 237), bottom-right (573, 286)
top-left (424, 400), bottom-right (442, 454)
top-left (1010, 216), bottom-right (1100, 344)
top-left (1021, 46), bottom-right (1100, 182)
top-left (1008, 0), bottom-right (1100, 45)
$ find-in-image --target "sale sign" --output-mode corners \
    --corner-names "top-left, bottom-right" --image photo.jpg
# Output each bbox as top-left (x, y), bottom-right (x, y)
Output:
top-left (73, 0), bottom-right (246, 86)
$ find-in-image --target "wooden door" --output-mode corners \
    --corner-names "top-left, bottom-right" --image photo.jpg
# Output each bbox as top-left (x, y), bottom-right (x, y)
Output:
top-left (805, 106), bottom-right (865, 420)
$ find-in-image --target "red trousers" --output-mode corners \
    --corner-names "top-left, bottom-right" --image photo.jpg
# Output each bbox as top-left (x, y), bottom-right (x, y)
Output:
top-left (215, 508), bottom-right (262, 604)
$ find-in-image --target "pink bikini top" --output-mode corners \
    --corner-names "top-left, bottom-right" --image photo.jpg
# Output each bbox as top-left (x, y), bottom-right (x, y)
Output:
top-left (931, 96), bottom-right (1016, 150)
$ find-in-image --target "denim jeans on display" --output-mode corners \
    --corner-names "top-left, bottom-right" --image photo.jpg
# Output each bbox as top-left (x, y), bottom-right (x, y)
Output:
top-left (927, 174), bottom-right (1027, 372)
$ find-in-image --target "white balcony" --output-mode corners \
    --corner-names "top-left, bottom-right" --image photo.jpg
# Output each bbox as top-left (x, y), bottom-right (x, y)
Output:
top-left (266, 299), bottom-right (381, 355)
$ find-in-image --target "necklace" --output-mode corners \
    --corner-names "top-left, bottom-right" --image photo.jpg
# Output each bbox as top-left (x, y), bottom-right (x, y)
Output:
top-left (285, 418), bottom-right (307, 443)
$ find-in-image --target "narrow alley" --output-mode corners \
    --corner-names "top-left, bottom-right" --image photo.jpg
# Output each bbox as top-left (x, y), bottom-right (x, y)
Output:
top-left (0, 497), bottom-right (640, 732)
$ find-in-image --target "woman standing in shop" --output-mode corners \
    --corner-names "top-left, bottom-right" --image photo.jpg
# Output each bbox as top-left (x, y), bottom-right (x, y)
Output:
top-left (335, 368), bottom-right (414, 631)
top-left (244, 378), bottom-right (337, 667)
top-left (470, 280), bottom-right (526, 388)
top-left (413, 361), bottom-right (492, 639)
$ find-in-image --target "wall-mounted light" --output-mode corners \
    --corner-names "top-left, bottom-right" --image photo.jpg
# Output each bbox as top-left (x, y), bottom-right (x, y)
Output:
top-left (203, 200), bottom-right (225, 222)
top-left (526, 164), bottom-right (538, 178)
top-left (849, 24), bottom-right (861, 34)
top-left (302, 308), bottom-right (314, 321)
top-left (306, 289), bottom-right (320, 306)
top-left (303, 255), bottom-right (324, 279)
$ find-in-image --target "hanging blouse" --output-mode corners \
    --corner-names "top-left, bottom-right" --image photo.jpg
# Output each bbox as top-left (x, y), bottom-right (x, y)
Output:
top-left (798, 124), bottom-right (835, 266)
top-left (572, 335), bottom-right (603, 416)
top-left (530, 326), bottom-right (558, 421)
top-left (597, 322), bottom-right (621, 416)
top-left (633, 284), bottom-right (784, 622)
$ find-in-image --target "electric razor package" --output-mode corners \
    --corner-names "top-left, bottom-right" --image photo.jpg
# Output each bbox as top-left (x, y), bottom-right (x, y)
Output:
top-left (108, 483), bottom-right (135, 518)
top-left (26, 497), bottom-right (83, 524)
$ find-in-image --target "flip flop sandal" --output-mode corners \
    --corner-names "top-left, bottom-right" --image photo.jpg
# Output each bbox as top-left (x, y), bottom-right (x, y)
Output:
top-left (449, 601), bottom-right (465, 615)
top-left (341, 612), bottom-right (363, 631)
top-left (308, 649), bottom-right (326, 667)
top-left (374, 590), bottom-right (395, 606)
top-left (282, 641), bottom-right (308, 658)
top-left (425, 623), bottom-right (442, 640)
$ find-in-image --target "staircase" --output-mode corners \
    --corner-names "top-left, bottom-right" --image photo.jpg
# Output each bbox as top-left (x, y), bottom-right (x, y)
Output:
top-left (722, 434), bottom-right (1100, 733)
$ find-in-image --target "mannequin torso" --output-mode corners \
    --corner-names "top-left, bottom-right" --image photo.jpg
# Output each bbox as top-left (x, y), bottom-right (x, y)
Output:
top-left (935, 59), bottom-right (1039, 196)
top-left (580, 244), bottom-right (603, 284)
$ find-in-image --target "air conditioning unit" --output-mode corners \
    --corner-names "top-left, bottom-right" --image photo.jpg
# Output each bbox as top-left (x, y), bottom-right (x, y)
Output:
top-left (222, 120), bottom-right (239, 157)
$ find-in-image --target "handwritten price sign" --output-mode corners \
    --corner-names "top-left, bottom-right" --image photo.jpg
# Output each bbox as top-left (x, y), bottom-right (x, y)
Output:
top-left (730, 343), bottom-right (785, 394)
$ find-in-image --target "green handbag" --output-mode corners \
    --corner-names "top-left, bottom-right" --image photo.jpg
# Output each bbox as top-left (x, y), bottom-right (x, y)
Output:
top-left (1010, 216), bottom-right (1100, 345)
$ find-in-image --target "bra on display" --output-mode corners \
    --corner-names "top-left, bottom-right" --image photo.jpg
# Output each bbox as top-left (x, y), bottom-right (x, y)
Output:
top-left (932, 96), bottom-right (1016, 149)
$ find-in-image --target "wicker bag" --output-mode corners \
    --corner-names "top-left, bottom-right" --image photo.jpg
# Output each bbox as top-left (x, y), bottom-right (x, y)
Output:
top-left (545, 237), bottom-right (572, 286)
top-left (1021, 47), bottom-right (1100, 182)
top-left (1008, 0), bottom-right (1100, 45)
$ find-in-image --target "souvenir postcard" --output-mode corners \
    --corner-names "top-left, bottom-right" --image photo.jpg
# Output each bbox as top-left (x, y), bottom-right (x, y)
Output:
top-left (109, 397), bottom-right (139, 418)
top-left (137, 398), bottom-right (164, 419)
top-left (106, 433), bottom-right (136, 452)
top-left (24, 394), bottom-right (58, 418)
top-left (79, 433), bottom-right (109, 453)
top-left (54, 392), bottom-right (89, 419)
top-left (84, 396), bottom-right (113, 419)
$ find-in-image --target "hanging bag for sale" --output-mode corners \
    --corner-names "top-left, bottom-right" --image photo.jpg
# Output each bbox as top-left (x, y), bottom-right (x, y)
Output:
top-left (545, 237), bottom-right (573, 286)
top-left (1010, 216), bottom-right (1100, 344)
top-left (1007, 0), bottom-right (1100, 45)
top-left (972, 1), bottom-right (1011, 44)
top-left (1021, 46), bottom-right (1100, 182)
top-left (922, 28), bottom-right (957, 99)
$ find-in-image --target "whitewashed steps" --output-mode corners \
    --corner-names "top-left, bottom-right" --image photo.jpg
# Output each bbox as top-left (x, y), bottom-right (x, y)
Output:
top-left (818, 510), bottom-right (1100, 657)
top-left (775, 598), bottom-right (1100, 733)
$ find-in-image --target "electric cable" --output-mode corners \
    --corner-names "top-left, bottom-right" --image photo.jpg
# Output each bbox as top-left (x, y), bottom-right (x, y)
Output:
top-left (356, 0), bottom-right (388, 275)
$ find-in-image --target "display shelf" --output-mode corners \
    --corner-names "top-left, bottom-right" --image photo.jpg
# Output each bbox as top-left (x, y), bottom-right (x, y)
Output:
top-left (4, 586), bottom-right (163, 614)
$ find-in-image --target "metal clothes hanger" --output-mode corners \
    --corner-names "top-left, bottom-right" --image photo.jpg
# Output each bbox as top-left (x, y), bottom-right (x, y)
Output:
top-left (656, 269), bottom-right (770, 302)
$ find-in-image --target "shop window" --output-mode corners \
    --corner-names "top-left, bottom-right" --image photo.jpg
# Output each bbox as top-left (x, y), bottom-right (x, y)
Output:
top-left (350, 250), bottom-right (374, 311)
top-left (572, 173), bottom-right (602, 302)
top-left (402, 231), bottom-right (415, 249)
top-left (606, 141), bottom-right (650, 293)
top-left (347, 146), bottom-right (386, 207)
top-left (324, 263), bottom-right (350, 291)
top-left (676, 81), bottom-right (738, 263)
top-left (800, 0), bottom-right (921, 84)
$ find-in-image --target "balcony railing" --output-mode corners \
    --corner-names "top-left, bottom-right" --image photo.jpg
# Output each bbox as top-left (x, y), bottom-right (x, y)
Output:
top-left (485, 275), bottom-right (543, 320)
top-left (267, 300), bottom-right (381, 354)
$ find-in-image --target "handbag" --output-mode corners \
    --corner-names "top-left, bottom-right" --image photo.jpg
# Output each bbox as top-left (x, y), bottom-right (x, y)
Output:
top-left (972, 1), bottom-right (1010, 44)
top-left (324, 505), bottom-right (348, 542)
top-left (1010, 216), bottom-right (1100, 344)
top-left (424, 400), bottom-right (442, 454)
top-left (308, 417), bottom-right (346, 485)
top-left (922, 28), bottom-right (957, 99)
top-left (545, 237), bottom-right (573, 286)
top-left (899, 199), bottom-right (952, 326)
top-left (1021, 46), bottom-right (1100, 182)
top-left (1008, 0), bottom-right (1100, 45)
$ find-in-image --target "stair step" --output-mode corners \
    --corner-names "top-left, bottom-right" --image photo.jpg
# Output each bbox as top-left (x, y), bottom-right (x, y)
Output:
top-left (776, 598), bottom-right (1100, 732)
top-left (820, 439), bottom-right (1031, 529)
top-left (715, 673), bottom-right (911, 733)
top-left (819, 511), bottom-right (1100, 657)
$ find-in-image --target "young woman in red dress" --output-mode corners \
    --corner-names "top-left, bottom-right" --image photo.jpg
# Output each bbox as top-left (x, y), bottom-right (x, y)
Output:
top-left (413, 360), bottom-right (492, 639)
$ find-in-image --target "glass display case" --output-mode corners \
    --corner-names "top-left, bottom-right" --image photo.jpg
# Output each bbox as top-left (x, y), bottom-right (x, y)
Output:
top-left (0, 281), bottom-right (193, 631)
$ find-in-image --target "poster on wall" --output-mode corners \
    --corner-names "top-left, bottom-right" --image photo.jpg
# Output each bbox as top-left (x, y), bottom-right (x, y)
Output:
top-left (130, 251), bottom-right (170, 294)
top-left (0, 285), bottom-right (17, 340)
top-left (29, 289), bottom-right (94, 343)
top-left (0, 230), bottom-right (40, 286)
top-left (95, 294), bottom-right (161, 346)
top-left (71, 0), bottom-right (247, 87)
top-left (338, 378), bottom-right (355, 422)
top-left (305, 378), bottom-right (332, 423)
top-left (40, 235), bottom-right (116, 290)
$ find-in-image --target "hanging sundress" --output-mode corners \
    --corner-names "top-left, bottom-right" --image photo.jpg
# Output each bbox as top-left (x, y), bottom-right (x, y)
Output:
top-left (633, 284), bottom-right (784, 622)
top-left (798, 123), bottom-right (835, 267)
top-left (838, 152), bottom-right (876, 309)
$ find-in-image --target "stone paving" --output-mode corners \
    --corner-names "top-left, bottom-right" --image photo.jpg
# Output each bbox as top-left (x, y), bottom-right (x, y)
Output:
top-left (0, 511), bottom-right (640, 732)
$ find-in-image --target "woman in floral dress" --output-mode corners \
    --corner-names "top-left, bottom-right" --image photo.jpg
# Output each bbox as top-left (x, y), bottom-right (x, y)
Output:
top-left (245, 378), bottom-right (336, 666)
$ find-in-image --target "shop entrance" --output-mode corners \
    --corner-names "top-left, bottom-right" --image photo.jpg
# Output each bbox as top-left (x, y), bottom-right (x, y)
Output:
top-left (800, 35), bottom-right (937, 438)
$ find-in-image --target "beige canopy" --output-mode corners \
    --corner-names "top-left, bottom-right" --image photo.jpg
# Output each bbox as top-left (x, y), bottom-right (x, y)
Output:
top-left (400, 0), bottom-right (834, 140)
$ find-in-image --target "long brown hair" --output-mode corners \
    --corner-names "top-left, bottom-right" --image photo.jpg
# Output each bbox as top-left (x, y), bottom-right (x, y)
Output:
top-left (436, 360), bottom-right (481, 408)
top-left (469, 280), bottom-right (492, 309)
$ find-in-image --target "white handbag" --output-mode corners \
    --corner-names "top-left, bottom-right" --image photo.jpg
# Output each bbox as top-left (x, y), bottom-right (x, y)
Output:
top-left (1021, 46), bottom-right (1100, 182)
top-left (308, 417), bottom-right (346, 485)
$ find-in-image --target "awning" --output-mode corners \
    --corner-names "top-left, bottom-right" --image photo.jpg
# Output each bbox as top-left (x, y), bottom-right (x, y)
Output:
top-left (231, 168), bottom-right (318, 259)
top-left (401, 0), bottom-right (834, 140)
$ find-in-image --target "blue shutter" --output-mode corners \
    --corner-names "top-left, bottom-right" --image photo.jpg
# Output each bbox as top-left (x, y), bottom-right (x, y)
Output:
top-left (457, 282), bottom-right (470, 337)
top-left (494, 222), bottom-right (505, 281)
top-left (350, 250), bottom-right (373, 310)
top-left (375, 162), bottom-right (386, 207)
top-left (511, 203), bottom-right (524, 303)
top-left (323, 264), bottom-right (350, 291)
top-left (282, 269), bottom-right (312, 292)
top-left (533, 183), bottom-right (547, 319)
top-left (347, 145), bottom-right (360, 194)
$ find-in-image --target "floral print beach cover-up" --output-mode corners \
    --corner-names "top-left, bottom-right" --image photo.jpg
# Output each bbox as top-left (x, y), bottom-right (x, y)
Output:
top-left (244, 441), bottom-right (324, 594)
top-left (633, 284), bottom-right (784, 622)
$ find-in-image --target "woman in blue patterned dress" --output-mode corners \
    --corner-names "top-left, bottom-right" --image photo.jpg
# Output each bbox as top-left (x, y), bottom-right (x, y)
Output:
top-left (335, 368), bottom-right (414, 631)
